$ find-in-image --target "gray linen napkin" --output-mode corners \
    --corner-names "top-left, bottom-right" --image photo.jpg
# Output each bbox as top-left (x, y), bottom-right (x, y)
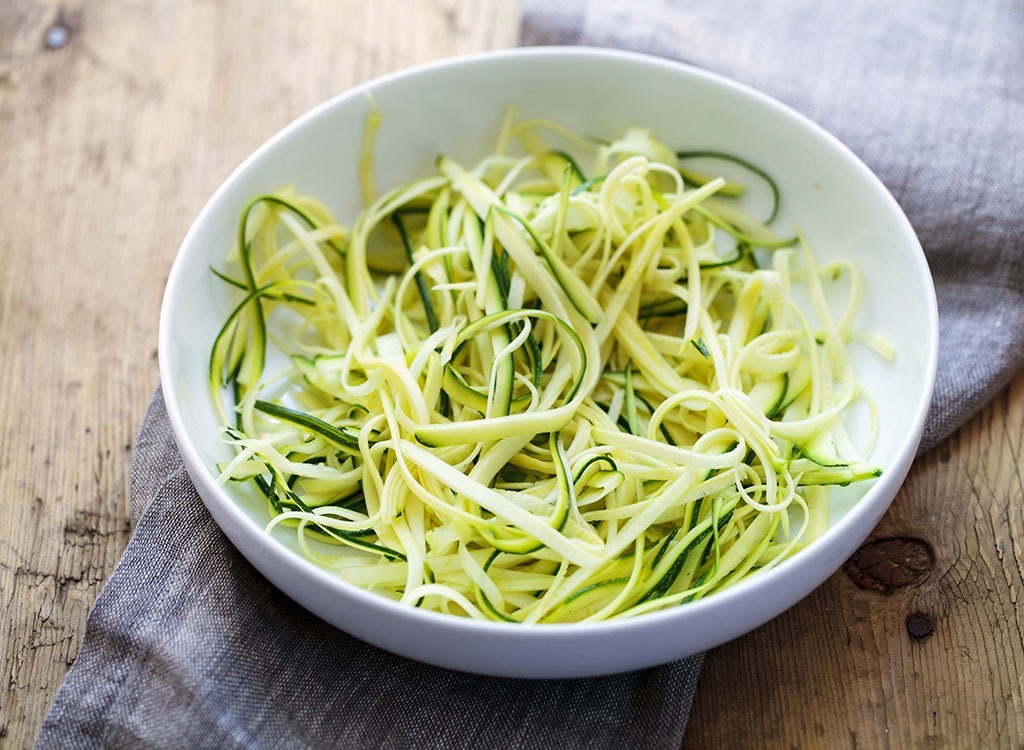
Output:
top-left (39, 3), bottom-right (1024, 747)
top-left (521, 0), bottom-right (1024, 454)
top-left (36, 388), bottom-right (702, 750)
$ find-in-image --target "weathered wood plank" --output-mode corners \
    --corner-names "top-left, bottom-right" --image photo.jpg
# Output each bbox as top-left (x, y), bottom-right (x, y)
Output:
top-left (685, 372), bottom-right (1024, 748)
top-left (3, 2), bottom-right (1021, 747)
top-left (0, 2), bottom-right (520, 744)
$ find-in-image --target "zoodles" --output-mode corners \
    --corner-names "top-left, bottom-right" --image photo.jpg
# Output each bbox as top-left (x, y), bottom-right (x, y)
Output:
top-left (209, 115), bottom-right (884, 623)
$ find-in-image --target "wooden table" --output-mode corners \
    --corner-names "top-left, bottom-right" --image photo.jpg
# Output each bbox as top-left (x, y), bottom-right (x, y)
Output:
top-left (2, 1), bottom-right (1021, 746)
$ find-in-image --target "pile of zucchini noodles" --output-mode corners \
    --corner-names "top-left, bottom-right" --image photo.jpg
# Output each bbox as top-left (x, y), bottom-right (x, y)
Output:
top-left (210, 113), bottom-right (885, 623)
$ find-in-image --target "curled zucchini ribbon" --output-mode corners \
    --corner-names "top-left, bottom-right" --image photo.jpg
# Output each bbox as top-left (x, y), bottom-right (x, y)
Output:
top-left (210, 120), bottom-right (884, 623)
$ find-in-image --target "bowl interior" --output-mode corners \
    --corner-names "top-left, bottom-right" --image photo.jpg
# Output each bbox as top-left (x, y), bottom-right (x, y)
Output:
top-left (160, 47), bottom-right (937, 676)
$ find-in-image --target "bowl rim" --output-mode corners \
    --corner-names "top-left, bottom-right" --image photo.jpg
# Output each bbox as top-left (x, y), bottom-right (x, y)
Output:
top-left (159, 45), bottom-right (940, 643)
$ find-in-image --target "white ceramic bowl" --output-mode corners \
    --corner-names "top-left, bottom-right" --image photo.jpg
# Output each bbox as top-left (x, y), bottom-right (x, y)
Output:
top-left (160, 47), bottom-right (938, 678)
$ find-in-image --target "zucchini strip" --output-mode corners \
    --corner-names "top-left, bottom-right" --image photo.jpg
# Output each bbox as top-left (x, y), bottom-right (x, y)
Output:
top-left (209, 118), bottom-right (883, 623)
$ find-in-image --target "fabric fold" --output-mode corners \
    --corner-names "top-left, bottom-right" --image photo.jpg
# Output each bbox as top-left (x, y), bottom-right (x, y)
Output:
top-left (36, 389), bottom-right (702, 750)
top-left (520, 0), bottom-right (1024, 454)
top-left (39, 2), bottom-right (1023, 746)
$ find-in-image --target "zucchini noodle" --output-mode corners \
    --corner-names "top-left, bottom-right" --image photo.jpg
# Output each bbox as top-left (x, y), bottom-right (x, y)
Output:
top-left (209, 117), bottom-right (885, 623)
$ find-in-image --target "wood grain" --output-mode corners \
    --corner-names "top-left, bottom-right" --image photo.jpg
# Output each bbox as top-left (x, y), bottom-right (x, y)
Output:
top-left (0, 1), bottom-right (519, 745)
top-left (685, 371), bottom-right (1024, 748)
top-left (2, 2), bottom-right (1022, 748)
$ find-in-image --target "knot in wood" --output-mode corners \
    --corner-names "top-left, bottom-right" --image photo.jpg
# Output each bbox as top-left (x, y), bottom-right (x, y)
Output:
top-left (906, 612), bottom-right (935, 640)
top-left (843, 536), bottom-right (934, 593)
